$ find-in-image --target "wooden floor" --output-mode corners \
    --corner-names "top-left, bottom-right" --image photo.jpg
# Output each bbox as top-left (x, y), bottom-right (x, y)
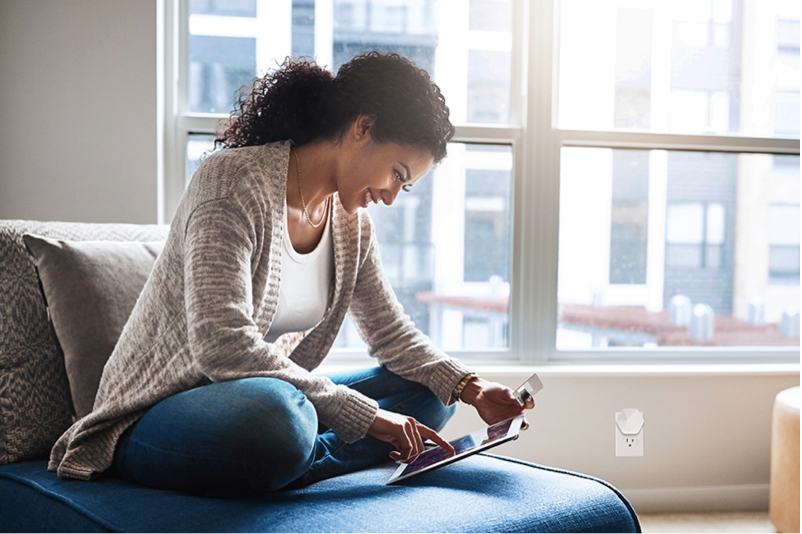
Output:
top-left (638, 511), bottom-right (777, 533)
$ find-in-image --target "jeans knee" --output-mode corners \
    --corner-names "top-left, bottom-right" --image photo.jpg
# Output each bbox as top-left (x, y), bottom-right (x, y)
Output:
top-left (222, 378), bottom-right (318, 489)
top-left (412, 389), bottom-right (457, 432)
top-left (237, 378), bottom-right (316, 443)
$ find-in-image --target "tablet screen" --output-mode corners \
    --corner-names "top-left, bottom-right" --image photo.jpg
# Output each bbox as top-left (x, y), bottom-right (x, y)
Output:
top-left (386, 415), bottom-right (523, 484)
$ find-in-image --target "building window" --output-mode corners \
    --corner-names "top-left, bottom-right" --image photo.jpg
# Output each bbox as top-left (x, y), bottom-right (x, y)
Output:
top-left (665, 202), bottom-right (725, 270)
top-left (168, 0), bottom-right (800, 361)
top-left (778, 18), bottom-right (800, 57)
top-left (773, 154), bottom-right (800, 174)
top-left (666, 203), bottom-right (705, 268)
top-left (769, 205), bottom-right (801, 283)
top-left (559, 150), bottom-right (797, 349)
top-left (775, 91), bottom-right (801, 136)
top-left (555, 0), bottom-right (799, 355)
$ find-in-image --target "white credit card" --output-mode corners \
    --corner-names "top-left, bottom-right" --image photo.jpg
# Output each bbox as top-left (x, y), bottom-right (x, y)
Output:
top-left (513, 373), bottom-right (544, 405)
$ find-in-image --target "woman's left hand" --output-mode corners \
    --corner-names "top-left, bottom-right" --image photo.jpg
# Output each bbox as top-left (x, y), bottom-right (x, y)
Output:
top-left (460, 377), bottom-right (535, 428)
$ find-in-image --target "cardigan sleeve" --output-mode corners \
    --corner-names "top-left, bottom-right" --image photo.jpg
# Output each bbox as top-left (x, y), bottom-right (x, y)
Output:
top-left (347, 216), bottom-right (472, 407)
top-left (183, 197), bottom-right (378, 443)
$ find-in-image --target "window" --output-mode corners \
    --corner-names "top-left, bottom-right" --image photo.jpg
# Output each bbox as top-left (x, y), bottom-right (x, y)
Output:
top-left (778, 18), bottom-right (800, 57)
top-left (558, 0), bottom-right (800, 139)
top-left (166, 0), bottom-right (799, 362)
top-left (554, 0), bottom-right (799, 358)
top-left (769, 204), bottom-right (801, 283)
top-left (167, 0), bottom-right (519, 358)
top-left (775, 91), bottom-right (801, 136)
top-left (665, 202), bottom-right (725, 270)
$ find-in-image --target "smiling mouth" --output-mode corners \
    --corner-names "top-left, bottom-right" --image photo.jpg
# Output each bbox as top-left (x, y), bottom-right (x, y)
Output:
top-left (363, 189), bottom-right (378, 208)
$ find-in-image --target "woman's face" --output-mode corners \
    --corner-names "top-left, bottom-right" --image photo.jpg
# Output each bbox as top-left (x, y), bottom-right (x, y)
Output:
top-left (336, 127), bottom-right (435, 215)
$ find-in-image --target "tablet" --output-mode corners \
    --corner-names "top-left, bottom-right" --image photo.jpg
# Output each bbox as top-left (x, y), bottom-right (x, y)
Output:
top-left (385, 415), bottom-right (524, 485)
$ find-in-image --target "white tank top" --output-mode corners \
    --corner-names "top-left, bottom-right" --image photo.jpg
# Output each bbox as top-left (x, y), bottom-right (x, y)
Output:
top-left (263, 204), bottom-right (333, 343)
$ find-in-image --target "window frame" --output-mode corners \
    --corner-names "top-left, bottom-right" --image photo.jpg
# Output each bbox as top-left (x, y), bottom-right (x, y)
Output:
top-left (162, 0), bottom-right (801, 365)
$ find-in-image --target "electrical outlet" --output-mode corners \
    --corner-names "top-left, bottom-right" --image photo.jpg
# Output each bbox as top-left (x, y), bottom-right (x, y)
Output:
top-left (615, 409), bottom-right (644, 457)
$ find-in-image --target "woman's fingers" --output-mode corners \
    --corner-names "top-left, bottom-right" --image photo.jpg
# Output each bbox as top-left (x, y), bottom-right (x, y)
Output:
top-left (387, 417), bottom-right (421, 463)
top-left (369, 409), bottom-right (455, 463)
top-left (403, 419), bottom-right (421, 461)
top-left (412, 421), bottom-right (425, 458)
top-left (396, 421), bottom-right (415, 462)
top-left (393, 420), bottom-right (452, 463)
top-left (417, 424), bottom-right (455, 455)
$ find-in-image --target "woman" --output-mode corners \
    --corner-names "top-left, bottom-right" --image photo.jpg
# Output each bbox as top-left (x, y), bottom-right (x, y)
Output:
top-left (49, 52), bottom-right (532, 492)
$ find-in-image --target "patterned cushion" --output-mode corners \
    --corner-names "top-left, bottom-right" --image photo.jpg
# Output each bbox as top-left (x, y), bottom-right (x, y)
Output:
top-left (0, 220), bottom-right (170, 464)
top-left (22, 236), bottom-right (165, 419)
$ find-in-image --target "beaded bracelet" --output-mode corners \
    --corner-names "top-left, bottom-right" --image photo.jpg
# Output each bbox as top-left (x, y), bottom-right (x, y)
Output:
top-left (451, 373), bottom-right (479, 404)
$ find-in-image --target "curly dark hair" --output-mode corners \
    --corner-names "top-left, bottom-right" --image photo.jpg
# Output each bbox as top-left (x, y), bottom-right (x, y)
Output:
top-left (214, 52), bottom-right (455, 163)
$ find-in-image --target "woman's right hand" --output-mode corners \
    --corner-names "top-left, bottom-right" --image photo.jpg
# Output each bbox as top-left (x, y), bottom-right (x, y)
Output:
top-left (368, 409), bottom-right (455, 463)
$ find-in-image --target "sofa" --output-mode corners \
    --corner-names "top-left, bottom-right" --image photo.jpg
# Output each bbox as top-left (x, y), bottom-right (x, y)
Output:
top-left (0, 219), bottom-right (641, 533)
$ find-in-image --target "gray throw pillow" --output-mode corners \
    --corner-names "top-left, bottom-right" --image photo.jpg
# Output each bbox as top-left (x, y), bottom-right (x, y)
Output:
top-left (23, 235), bottom-right (164, 418)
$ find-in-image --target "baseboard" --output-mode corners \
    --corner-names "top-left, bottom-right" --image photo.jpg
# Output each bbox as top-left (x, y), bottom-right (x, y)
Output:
top-left (621, 484), bottom-right (770, 513)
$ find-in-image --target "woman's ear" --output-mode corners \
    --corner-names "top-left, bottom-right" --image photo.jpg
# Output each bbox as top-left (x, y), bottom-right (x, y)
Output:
top-left (354, 114), bottom-right (377, 140)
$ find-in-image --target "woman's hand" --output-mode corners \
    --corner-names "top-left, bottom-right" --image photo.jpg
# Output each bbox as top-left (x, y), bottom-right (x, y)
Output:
top-left (368, 409), bottom-right (455, 463)
top-left (460, 377), bottom-right (535, 428)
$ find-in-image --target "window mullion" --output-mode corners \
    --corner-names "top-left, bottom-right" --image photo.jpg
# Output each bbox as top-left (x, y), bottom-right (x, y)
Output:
top-left (517, 0), bottom-right (559, 364)
top-left (560, 129), bottom-right (801, 155)
top-left (163, 0), bottom-right (183, 224)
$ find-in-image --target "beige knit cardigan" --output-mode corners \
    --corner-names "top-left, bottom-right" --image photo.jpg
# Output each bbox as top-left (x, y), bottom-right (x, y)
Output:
top-left (49, 141), bottom-right (471, 480)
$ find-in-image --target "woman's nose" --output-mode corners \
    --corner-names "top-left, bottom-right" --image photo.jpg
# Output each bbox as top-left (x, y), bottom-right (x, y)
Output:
top-left (382, 189), bottom-right (398, 206)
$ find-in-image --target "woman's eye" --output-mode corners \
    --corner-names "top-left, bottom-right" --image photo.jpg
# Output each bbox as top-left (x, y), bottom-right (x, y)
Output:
top-left (395, 169), bottom-right (412, 192)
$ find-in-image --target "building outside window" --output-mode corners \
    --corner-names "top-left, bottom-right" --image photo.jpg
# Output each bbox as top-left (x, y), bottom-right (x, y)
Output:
top-left (166, 0), bottom-right (800, 362)
top-left (171, 0), bottom-right (516, 356)
top-left (556, 0), bottom-right (799, 352)
top-left (769, 204), bottom-right (801, 283)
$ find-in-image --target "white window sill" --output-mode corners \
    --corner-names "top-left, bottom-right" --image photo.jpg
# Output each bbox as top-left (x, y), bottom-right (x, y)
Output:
top-left (318, 360), bottom-right (799, 378)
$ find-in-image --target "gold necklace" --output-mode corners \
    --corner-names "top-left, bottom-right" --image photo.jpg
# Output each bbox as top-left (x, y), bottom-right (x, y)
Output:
top-left (291, 148), bottom-right (329, 229)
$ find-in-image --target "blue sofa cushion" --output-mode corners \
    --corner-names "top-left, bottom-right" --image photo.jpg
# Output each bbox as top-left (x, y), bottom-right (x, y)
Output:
top-left (1, 454), bottom-right (639, 533)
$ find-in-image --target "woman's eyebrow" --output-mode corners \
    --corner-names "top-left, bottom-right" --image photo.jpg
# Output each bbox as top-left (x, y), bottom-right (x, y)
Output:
top-left (400, 163), bottom-right (411, 181)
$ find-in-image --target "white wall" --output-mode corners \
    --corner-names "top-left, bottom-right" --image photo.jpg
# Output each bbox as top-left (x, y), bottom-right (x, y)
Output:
top-left (437, 365), bottom-right (799, 513)
top-left (0, 0), bottom-right (160, 224)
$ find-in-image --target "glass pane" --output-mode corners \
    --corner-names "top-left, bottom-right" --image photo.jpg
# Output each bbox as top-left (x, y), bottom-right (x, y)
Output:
top-left (706, 203), bottom-right (725, 244)
top-left (558, 0), bottom-right (801, 138)
top-left (769, 246), bottom-right (801, 277)
top-left (705, 244), bottom-right (722, 269)
top-left (190, 0), bottom-right (256, 17)
top-left (189, 36), bottom-right (256, 114)
top-left (186, 134), bottom-right (216, 186)
top-left (769, 204), bottom-right (801, 245)
top-left (186, 0), bottom-right (514, 125)
top-left (666, 244), bottom-right (702, 268)
top-left (558, 148), bottom-right (800, 348)
top-left (666, 203), bottom-right (704, 243)
top-left (334, 142), bottom-right (513, 350)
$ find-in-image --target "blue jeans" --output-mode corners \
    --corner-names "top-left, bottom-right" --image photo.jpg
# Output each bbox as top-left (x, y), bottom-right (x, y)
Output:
top-left (113, 366), bottom-right (456, 493)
